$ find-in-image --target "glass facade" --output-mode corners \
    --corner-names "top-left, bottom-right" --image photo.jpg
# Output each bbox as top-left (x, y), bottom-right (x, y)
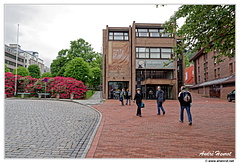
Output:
top-left (108, 81), bottom-right (129, 99)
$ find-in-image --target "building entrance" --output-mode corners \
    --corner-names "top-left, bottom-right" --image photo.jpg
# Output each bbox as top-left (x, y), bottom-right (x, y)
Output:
top-left (140, 85), bottom-right (174, 100)
top-left (108, 81), bottom-right (129, 99)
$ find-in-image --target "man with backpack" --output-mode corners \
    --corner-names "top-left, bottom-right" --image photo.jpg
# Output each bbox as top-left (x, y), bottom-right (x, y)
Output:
top-left (178, 86), bottom-right (193, 125)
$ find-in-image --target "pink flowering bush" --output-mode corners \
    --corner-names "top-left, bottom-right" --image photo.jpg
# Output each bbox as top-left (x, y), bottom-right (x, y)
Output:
top-left (5, 72), bottom-right (20, 97)
top-left (5, 72), bottom-right (87, 99)
top-left (47, 77), bottom-right (87, 99)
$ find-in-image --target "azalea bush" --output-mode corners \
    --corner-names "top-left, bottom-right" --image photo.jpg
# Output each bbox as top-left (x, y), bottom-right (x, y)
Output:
top-left (5, 72), bottom-right (20, 97)
top-left (5, 72), bottom-right (87, 99)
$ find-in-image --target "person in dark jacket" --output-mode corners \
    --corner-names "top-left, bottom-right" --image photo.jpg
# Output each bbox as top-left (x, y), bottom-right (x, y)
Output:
top-left (178, 86), bottom-right (193, 125)
top-left (125, 89), bottom-right (131, 105)
top-left (119, 88), bottom-right (125, 106)
top-left (133, 88), bottom-right (143, 117)
top-left (156, 86), bottom-right (166, 115)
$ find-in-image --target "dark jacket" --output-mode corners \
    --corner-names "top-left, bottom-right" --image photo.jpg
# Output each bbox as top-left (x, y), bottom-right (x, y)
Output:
top-left (156, 90), bottom-right (165, 103)
top-left (134, 92), bottom-right (142, 103)
top-left (178, 91), bottom-right (192, 106)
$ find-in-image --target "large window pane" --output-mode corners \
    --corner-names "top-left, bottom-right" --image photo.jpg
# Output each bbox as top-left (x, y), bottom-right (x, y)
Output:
top-left (109, 35), bottom-right (113, 40)
top-left (150, 48), bottom-right (160, 52)
top-left (149, 29), bottom-right (158, 32)
top-left (150, 32), bottom-right (160, 37)
top-left (114, 32), bottom-right (123, 36)
top-left (139, 53), bottom-right (149, 58)
top-left (139, 32), bottom-right (149, 37)
top-left (138, 29), bottom-right (148, 32)
top-left (150, 53), bottom-right (160, 58)
top-left (114, 36), bottom-right (124, 40)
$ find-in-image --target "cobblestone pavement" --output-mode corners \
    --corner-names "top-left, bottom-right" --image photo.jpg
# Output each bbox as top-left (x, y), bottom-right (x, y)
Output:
top-left (5, 99), bottom-right (101, 158)
top-left (87, 92), bottom-right (235, 158)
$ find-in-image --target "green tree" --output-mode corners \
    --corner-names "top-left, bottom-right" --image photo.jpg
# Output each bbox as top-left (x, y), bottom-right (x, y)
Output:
top-left (163, 5), bottom-right (235, 62)
top-left (28, 64), bottom-right (40, 78)
top-left (50, 57), bottom-right (68, 77)
top-left (12, 66), bottom-right (30, 76)
top-left (5, 64), bottom-right (10, 73)
top-left (89, 67), bottom-right (101, 88)
top-left (64, 57), bottom-right (90, 83)
top-left (41, 72), bottom-right (52, 78)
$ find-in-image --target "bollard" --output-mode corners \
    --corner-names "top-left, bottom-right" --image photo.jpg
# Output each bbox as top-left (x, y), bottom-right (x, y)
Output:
top-left (70, 94), bottom-right (74, 100)
top-left (56, 94), bottom-right (60, 100)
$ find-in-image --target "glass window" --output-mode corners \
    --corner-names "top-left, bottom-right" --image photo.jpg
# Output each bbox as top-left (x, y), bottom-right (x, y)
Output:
top-left (139, 32), bottom-right (149, 37)
top-left (149, 29), bottom-right (158, 32)
top-left (114, 36), bottom-right (124, 40)
top-left (108, 31), bottom-right (129, 40)
top-left (161, 48), bottom-right (172, 59)
top-left (150, 32), bottom-right (160, 37)
top-left (138, 29), bottom-right (148, 32)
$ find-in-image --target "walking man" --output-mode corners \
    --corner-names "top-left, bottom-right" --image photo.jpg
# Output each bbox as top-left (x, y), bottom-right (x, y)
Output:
top-left (178, 86), bottom-right (193, 125)
top-left (133, 88), bottom-right (143, 117)
top-left (119, 88), bottom-right (125, 106)
top-left (156, 86), bottom-right (166, 115)
top-left (125, 88), bottom-right (131, 105)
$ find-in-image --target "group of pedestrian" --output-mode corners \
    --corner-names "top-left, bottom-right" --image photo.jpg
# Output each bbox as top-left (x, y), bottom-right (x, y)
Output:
top-left (132, 86), bottom-right (193, 125)
top-left (119, 88), bottom-right (131, 106)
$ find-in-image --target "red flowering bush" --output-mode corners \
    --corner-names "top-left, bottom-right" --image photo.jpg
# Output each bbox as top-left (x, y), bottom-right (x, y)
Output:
top-left (5, 72), bottom-right (87, 99)
top-left (47, 76), bottom-right (87, 99)
top-left (5, 72), bottom-right (21, 97)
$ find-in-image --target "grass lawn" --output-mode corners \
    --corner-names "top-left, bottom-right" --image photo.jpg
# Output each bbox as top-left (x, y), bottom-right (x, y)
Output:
top-left (86, 90), bottom-right (96, 99)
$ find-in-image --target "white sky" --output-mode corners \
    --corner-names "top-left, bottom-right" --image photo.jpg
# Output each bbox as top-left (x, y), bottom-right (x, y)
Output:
top-left (4, 4), bottom-right (182, 67)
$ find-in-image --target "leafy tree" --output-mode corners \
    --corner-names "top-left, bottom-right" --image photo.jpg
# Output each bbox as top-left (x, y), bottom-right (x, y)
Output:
top-left (5, 64), bottom-right (10, 73)
top-left (163, 5), bottom-right (235, 62)
top-left (12, 66), bottom-right (29, 76)
top-left (89, 67), bottom-right (101, 88)
top-left (28, 64), bottom-right (40, 78)
top-left (41, 72), bottom-right (52, 78)
top-left (63, 57), bottom-right (90, 83)
top-left (50, 57), bottom-right (68, 77)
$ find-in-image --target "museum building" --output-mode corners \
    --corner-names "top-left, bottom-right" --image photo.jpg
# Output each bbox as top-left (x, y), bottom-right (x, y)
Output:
top-left (102, 21), bottom-right (184, 100)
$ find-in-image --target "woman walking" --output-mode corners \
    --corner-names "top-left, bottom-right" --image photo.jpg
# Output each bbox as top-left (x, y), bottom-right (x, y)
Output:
top-left (133, 88), bottom-right (143, 117)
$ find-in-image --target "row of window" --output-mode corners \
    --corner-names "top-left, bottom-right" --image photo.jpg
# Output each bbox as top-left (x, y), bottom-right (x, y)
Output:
top-left (5, 52), bottom-right (24, 63)
top-left (136, 70), bottom-right (173, 80)
top-left (109, 32), bottom-right (129, 41)
top-left (135, 28), bottom-right (172, 38)
top-left (5, 60), bottom-right (23, 67)
top-left (108, 28), bottom-right (172, 40)
top-left (136, 47), bottom-right (173, 59)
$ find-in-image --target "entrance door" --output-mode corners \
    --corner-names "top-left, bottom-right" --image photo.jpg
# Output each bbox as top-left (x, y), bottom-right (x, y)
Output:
top-left (108, 81), bottom-right (129, 99)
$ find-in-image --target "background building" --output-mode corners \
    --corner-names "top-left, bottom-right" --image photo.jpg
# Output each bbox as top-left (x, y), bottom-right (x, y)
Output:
top-left (185, 64), bottom-right (194, 87)
top-left (190, 49), bottom-right (235, 98)
top-left (102, 21), bottom-right (184, 100)
top-left (5, 44), bottom-right (48, 74)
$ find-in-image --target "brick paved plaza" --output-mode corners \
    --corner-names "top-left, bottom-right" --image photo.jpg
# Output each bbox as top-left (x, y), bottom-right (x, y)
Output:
top-left (87, 92), bottom-right (235, 158)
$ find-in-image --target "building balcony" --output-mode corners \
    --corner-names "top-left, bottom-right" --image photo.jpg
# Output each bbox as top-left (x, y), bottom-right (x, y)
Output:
top-left (141, 78), bottom-right (176, 85)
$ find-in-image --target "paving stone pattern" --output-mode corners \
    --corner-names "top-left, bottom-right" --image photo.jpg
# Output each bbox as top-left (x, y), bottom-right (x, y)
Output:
top-left (87, 92), bottom-right (235, 158)
top-left (5, 100), bottom-right (100, 158)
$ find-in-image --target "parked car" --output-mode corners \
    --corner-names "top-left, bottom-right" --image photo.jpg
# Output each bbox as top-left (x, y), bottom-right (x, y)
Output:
top-left (227, 90), bottom-right (235, 102)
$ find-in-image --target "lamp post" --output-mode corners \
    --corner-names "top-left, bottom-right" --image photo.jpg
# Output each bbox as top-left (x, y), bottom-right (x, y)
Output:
top-left (14, 24), bottom-right (19, 96)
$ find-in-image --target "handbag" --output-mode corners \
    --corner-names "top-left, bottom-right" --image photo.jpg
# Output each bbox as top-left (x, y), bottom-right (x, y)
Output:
top-left (141, 102), bottom-right (145, 108)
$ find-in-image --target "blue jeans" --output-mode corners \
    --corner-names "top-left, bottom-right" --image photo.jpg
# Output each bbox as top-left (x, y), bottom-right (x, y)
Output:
top-left (180, 105), bottom-right (192, 122)
top-left (157, 102), bottom-right (165, 114)
top-left (126, 98), bottom-right (131, 105)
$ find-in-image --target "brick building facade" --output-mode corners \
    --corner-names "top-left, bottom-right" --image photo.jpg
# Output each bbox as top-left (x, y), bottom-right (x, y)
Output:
top-left (102, 22), bottom-right (184, 100)
top-left (190, 49), bottom-right (235, 99)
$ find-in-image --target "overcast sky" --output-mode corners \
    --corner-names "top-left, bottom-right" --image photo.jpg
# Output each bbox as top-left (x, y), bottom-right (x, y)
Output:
top-left (4, 4), bottom-right (182, 67)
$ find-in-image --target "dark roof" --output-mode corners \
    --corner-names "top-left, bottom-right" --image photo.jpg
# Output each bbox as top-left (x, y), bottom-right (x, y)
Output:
top-left (190, 75), bottom-right (235, 88)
